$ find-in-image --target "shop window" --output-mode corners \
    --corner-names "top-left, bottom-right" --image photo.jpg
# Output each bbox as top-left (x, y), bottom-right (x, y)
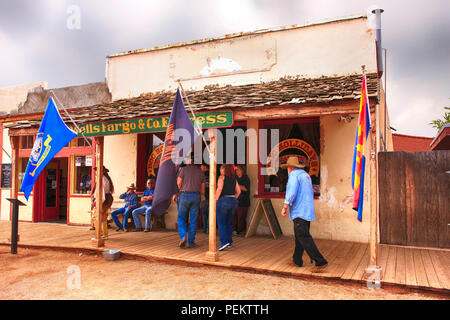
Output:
top-left (72, 155), bottom-right (92, 194)
top-left (77, 137), bottom-right (92, 147)
top-left (71, 137), bottom-right (92, 147)
top-left (259, 118), bottom-right (320, 197)
top-left (18, 158), bottom-right (29, 187)
top-left (21, 135), bottom-right (34, 149)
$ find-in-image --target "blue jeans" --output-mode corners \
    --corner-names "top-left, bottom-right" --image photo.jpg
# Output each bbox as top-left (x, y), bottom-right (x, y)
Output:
top-left (216, 196), bottom-right (238, 247)
top-left (177, 192), bottom-right (200, 245)
top-left (111, 206), bottom-right (136, 230)
top-left (201, 199), bottom-right (209, 233)
top-left (132, 205), bottom-right (152, 229)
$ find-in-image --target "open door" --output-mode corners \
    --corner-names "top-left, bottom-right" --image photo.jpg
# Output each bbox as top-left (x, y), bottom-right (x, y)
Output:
top-left (33, 159), bottom-right (61, 222)
top-left (44, 160), bottom-right (60, 221)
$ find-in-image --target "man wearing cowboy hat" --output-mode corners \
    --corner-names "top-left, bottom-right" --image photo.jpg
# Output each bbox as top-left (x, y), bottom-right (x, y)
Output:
top-left (111, 183), bottom-right (139, 232)
top-left (281, 156), bottom-right (328, 268)
top-left (90, 165), bottom-right (115, 236)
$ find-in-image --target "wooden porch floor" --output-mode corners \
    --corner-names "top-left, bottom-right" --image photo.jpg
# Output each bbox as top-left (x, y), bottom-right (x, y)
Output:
top-left (1, 221), bottom-right (449, 294)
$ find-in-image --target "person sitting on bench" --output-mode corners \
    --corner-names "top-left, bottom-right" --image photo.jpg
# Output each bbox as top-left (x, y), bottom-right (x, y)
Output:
top-left (111, 183), bottom-right (139, 232)
top-left (132, 178), bottom-right (155, 232)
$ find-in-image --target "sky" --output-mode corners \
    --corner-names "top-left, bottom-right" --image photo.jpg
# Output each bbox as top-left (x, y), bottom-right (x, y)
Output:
top-left (0, 0), bottom-right (449, 137)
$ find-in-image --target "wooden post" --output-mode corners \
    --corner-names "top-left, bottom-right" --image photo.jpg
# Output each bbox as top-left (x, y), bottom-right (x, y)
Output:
top-left (92, 136), bottom-right (104, 247)
top-left (369, 128), bottom-right (378, 267)
top-left (205, 129), bottom-right (218, 261)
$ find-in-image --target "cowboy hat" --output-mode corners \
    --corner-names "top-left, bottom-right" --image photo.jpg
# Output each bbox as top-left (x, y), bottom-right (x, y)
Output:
top-left (280, 156), bottom-right (306, 169)
top-left (126, 183), bottom-right (136, 190)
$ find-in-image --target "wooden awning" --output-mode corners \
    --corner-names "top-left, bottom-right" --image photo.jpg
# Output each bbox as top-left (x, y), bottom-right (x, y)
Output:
top-left (2, 73), bottom-right (378, 137)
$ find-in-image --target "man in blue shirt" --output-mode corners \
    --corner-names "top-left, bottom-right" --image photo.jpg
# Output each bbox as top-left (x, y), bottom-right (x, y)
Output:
top-left (131, 178), bottom-right (155, 232)
top-left (281, 156), bottom-right (327, 268)
top-left (111, 183), bottom-right (139, 232)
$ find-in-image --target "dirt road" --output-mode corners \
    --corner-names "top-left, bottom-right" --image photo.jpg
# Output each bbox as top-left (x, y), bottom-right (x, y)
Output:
top-left (0, 246), bottom-right (447, 300)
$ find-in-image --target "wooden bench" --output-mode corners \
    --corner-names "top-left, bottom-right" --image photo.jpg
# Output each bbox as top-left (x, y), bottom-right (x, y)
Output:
top-left (110, 197), bottom-right (166, 230)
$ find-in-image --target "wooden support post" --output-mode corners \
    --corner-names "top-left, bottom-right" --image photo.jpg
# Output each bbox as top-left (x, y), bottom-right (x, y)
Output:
top-left (365, 127), bottom-right (381, 287)
top-left (205, 129), bottom-right (218, 262)
top-left (369, 127), bottom-right (379, 266)
top-left (92, 136), bottom-right (104, 248)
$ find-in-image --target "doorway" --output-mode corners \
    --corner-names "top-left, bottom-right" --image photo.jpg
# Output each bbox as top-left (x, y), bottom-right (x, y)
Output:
top-left (33, 158), bottom-right (68, 223)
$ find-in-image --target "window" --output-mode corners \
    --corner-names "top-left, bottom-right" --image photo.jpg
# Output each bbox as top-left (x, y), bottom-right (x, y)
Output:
top-left (18, 158), bottom-right (29, 187)
top-left (71, 137), bottom-right (92, 147)
top-left (77, 137), bottom-right (92, 147)
top-left (21, 135), bottom-right (34, 149)
top-left (72, 155), bottom-right (92, 194)
top-left (259, 118), bottom-right (320, 197)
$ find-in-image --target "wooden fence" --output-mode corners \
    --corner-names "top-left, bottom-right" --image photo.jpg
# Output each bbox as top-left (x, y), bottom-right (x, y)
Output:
top-left (378, 151), bottom-right (449, 248)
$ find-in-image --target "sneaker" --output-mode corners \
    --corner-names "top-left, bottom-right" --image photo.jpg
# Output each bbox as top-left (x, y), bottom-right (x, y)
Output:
top-left (115, 228), bottom-right (123, 232)
top-left (134, 228), bottom-right (143, 232)
top-left (218, 243), bottom-right (230, 251)
top-left (179, 238), bottom-right (187, 248)
top-left (143, 228), bottom-right (150, 232)
top-left (89, 226), bottom-right (95, 231)
top-left (227, 244), bottom-right (232, 249)
top-left (124, 229), bottom-right (129, 232)
top-left (232, 231), bottom-right (238, 235)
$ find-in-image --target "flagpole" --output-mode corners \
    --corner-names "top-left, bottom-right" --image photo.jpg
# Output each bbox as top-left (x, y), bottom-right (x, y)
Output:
top-left (49, 91), bottom-right (94, 152)
top-left (362, 64), bottom-right (380, 274)
top-left (176, 81), bottom-right (211, 154)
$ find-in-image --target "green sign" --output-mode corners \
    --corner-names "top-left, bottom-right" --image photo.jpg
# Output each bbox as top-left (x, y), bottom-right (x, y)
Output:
top-left (72, 110), bottom-right (233, 137)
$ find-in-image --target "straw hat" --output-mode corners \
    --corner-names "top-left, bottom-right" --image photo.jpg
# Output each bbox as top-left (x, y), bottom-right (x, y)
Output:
top-left (280, 156), bottom-right (306, 169)
top-left (126, 183), bottom-right (136, 190)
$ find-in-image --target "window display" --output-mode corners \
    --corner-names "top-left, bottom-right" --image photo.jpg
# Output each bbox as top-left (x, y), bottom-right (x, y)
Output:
top-left (73, 156), bottom-right (92, 194)
top-left (260, 119), bottom-right (320, 197)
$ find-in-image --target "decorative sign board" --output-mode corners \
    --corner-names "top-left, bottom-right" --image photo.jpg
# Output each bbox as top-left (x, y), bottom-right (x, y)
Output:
top-left (245, 199), bottom-right (283, 240)
top-left (1, 164), bottom-right (12, 188)
top-left (71, 110), bottom-right (233, 137)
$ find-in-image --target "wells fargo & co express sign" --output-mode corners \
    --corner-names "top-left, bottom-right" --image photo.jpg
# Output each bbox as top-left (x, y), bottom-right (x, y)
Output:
top-left (72, 110), bottom-right (233, 137)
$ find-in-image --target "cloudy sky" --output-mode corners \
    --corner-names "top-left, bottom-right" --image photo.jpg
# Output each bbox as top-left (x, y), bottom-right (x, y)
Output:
top-left (0, 0), bottom-right (449, 137)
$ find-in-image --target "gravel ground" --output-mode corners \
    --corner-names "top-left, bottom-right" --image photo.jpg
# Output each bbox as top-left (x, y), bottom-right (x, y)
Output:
top-left (0, 246), bottom-right (447, 300)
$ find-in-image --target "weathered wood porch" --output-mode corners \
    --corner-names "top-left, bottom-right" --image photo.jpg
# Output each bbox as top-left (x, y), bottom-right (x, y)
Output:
top-left (1, 221), bottom-right (449, 294)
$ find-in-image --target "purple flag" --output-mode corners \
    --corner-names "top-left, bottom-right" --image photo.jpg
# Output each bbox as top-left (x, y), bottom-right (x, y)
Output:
top-left (151, 89), bottom-right (195, 217)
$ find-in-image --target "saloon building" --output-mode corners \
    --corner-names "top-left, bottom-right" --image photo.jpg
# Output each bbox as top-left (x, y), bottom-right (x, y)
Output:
top-left (0, 15), bottom-right (392, 246)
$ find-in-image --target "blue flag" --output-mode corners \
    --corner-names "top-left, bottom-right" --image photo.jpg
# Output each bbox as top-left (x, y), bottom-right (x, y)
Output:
top-left (20, 98), bottom-right (77, 200)
top-left (151, 89), bottom-right (195, 217)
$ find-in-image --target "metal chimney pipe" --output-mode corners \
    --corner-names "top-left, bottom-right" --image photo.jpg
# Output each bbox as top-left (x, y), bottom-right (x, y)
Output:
top-left (372, 7), bottom-right (384, 77)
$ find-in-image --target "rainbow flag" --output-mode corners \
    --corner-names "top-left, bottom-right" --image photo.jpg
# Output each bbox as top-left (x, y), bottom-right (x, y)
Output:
top-left (351, 74), bottom-right (371, 221)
